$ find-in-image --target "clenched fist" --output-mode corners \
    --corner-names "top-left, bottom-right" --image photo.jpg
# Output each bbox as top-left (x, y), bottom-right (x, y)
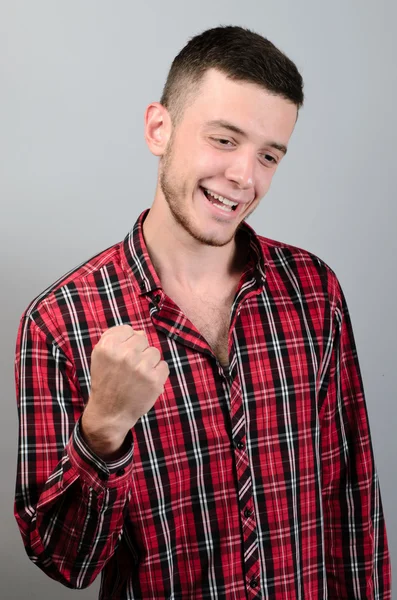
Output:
top-left (81, 325), bottom-right (169, 459)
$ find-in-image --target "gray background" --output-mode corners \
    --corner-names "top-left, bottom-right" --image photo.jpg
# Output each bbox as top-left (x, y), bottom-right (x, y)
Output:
top-left (1, 1), bottom-right (395, 598)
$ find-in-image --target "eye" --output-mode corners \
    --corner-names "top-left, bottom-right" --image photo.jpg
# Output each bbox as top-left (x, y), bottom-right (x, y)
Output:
top-left (261, 153), bottom-right (278, 166)
top-left (211, 137), bottom-right (234, 147)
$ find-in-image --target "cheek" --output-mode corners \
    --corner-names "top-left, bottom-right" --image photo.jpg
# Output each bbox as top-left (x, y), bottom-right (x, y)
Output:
top-left (175, 149), bottom-right (214, 181)
top-left (196, 145), bottom-right (230, 174)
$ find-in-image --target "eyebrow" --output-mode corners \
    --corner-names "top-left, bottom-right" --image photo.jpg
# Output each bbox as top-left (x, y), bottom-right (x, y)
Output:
top-left (205, 119), bottom-right (288, 156)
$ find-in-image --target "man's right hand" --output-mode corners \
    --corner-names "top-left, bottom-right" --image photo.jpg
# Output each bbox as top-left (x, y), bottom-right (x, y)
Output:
top-left (81, 325), bottom-right (170, 459)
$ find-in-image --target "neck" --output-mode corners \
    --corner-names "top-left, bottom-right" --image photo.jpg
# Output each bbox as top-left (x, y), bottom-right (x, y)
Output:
top-left (142, 202), bottom-right (248, 292)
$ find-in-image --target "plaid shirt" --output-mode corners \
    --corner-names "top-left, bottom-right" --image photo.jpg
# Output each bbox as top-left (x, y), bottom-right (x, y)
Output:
top-left (14, 209), bottom-right (391, 599)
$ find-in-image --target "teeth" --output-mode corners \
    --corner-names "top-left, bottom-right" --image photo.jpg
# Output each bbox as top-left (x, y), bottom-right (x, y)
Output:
top-left (205, 189), bottom-right (238, 208)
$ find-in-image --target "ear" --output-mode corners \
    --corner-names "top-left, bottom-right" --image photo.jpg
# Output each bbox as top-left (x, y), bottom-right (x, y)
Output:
top-left (144, 102), bottom-right (172, 157)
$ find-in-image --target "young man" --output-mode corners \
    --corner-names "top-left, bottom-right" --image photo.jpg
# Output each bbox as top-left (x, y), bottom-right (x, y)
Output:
top-left (14, 26), bottom-right (390, 599)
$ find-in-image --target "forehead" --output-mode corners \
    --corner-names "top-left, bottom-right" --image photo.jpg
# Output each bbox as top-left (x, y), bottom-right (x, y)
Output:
top-left (181, 69), bottom-right (297, 140)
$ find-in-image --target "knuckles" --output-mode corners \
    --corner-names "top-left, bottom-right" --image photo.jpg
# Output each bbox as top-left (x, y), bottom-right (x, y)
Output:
top-left (92, 327), bottom-right (169, 383)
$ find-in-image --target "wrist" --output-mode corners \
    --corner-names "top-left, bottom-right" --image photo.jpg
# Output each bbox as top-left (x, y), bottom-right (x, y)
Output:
top-left (81, 407), bottom-right (128, 460)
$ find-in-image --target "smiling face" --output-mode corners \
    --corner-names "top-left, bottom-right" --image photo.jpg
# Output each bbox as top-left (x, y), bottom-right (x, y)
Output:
top-left (153, 69), bottom-right (298, 247)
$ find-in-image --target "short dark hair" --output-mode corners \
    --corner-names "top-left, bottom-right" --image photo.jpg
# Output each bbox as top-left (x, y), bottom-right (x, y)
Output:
top-left (160, 25), bottom-right (304, 124)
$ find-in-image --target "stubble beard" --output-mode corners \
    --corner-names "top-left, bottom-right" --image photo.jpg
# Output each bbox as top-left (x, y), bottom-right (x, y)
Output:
top-left (159, 141), bottom-right (238, 248)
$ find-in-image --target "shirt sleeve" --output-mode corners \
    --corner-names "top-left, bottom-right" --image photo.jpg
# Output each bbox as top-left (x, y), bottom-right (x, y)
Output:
top-left (319, 279), bottom-right (391, 599)
top-left (14, 313), bottom-right (134, 589)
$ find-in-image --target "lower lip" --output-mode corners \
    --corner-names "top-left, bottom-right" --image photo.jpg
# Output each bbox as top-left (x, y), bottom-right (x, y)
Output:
top-left (200, 188), bottom-right (239, 219)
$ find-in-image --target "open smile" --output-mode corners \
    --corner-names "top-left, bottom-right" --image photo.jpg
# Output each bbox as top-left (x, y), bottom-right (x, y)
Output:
top-left (200, 187), bottom-right (239, 214)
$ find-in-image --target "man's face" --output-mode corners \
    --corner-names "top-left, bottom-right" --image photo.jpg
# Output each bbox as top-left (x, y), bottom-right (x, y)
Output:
top-left (159, 69), bottom-right (298, 247)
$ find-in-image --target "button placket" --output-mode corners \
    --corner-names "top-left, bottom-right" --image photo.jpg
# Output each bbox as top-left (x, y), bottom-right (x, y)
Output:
top-left (250, 576), bottom-right (259, 589)
top-left (229, 377), bottom-right (261, 597)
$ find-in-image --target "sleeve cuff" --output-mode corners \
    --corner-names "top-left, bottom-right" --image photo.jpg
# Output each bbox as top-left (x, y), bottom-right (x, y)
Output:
top-left (66, 417), bottom-right (134, 493)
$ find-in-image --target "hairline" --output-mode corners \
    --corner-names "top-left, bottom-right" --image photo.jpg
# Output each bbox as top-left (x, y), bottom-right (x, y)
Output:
top-left (164, 67), bottom-right (301, 127)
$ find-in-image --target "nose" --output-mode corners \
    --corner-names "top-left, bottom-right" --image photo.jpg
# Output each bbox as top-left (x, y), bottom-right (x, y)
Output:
top-left (224, 149), bottom-right (256, 189)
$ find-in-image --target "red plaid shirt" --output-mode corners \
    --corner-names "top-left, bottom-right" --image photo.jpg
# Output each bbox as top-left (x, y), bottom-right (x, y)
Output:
top-left (14, 209), bottom-right (391, 599)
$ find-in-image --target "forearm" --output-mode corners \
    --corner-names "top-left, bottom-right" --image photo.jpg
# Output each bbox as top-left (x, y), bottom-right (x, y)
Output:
top-left (15, 420), bottom-right (133, 589)
top-left (14, 314), bottom-right (134, 588)
top-left (320, 284), bottom-right (391, 598)
top-left (322, 462), bottom-right (390, 599)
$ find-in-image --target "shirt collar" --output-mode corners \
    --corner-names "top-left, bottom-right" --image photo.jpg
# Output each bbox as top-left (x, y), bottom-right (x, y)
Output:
top-left (121, 209), bottom-right (267, 295)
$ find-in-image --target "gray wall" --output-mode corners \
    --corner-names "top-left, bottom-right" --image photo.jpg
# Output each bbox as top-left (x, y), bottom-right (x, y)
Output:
top-left (1, 1), bottom-right (395, 598)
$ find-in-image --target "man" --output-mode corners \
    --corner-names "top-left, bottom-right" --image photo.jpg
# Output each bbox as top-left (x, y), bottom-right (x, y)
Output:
top-left (14, 26), bottom-right (390, 599)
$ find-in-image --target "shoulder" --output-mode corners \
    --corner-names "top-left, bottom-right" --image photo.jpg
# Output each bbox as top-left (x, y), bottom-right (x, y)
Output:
top-left (18, 239), bottom-right (125, 336)
top-left (255, 233), bottom-right (343, 311)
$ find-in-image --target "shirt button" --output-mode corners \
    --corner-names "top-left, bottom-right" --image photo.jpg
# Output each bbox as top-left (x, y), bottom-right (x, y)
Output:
top-left (115, 468), bottom-right (125, 477)
top-left (236, 441), bottom-right (245, 450)
top-left (140, 282), bottom-right (146, 290)
top-left (250, 577), bottom-right (259, 588)
top-left (244, 508), bottom-right (252, 518)
top-left (153, 294), bottom-right (161, 304)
